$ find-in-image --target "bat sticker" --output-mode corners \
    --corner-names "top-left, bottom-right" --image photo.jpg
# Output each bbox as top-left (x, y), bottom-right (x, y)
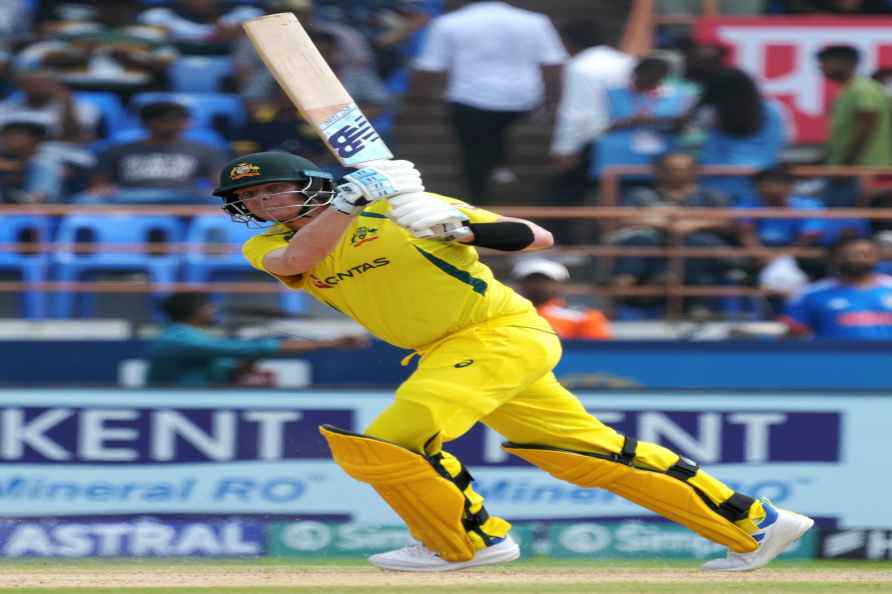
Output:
top-left (321, 104), bottom-right (392, 165)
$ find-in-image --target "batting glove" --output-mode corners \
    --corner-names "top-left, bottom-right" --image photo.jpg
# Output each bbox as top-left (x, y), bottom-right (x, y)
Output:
top-left (331, 160), bottom-right (424, 216)
top-left (389, 193), bottom-right (473, 241)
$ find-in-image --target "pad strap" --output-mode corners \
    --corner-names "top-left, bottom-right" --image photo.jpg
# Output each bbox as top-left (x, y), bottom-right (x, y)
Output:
top-left (618, 436), bottom-right (638, 465)
top-left (428, 452), bottom-right (474, 491)
top-left (462, 508), bottom-right (491, 534)
top-left (717, 492), bottom-right (756, 523)
top-left (428, 452), bottom-right (494, 545)
top-left (662, 455), bottom-right (754, 522)
top-left (666, 456), bottom-right (699, 481)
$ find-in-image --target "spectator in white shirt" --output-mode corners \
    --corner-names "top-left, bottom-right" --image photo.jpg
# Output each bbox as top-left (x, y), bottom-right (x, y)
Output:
top-left (0, 69), bottom-right (99, 142)
top-left (411, 0), bottom-right (566, 203)
top-left (550, 21), bottom-right (634, 174)
top-left (546, 21), bottom-right (634, 244)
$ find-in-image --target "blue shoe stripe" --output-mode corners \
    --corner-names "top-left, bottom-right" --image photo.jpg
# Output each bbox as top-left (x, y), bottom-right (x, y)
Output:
top-left (757, 500), bottom-right (779, 531)
top-left (752, 532), bottom-right (765, 542)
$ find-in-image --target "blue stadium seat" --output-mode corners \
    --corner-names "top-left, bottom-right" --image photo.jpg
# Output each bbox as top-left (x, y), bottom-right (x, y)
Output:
top-left (0, 215), bottom-right (52, 319)
top-left (73, 91), bottom-right (131, 138)
top-left (51, 214), bottom-right (185, 318)
top-left (169, 56), bottom-right (234, 93)
top-left (130, 92), bottom-right (246, 133)
top-left (184, 214), bottom-right (255, 281)
top-left (185, 215), bottom-right (308, 314)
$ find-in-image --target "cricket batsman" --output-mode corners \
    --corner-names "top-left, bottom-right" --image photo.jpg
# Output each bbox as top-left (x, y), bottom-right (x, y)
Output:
top-left (213, 152), bottom-right (813, 572)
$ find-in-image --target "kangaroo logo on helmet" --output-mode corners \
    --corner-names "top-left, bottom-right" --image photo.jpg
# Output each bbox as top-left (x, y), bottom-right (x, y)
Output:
top-left (230, 162), bottom-right (261, 180)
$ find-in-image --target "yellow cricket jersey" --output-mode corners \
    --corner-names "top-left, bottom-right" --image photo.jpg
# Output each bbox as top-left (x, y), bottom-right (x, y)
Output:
top-left (242, 194), bottom-right (536, 350)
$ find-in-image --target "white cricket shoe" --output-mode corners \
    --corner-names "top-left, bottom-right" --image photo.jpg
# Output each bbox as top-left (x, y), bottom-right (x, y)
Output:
top-left (368, 535), bottom-right (520, 572)
top-left (701, 499), bottom-right (814, 572)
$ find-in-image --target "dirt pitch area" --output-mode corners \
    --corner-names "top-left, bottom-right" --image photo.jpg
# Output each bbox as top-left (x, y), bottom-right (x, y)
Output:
top-left (1, 562), bottom-right (891, 592)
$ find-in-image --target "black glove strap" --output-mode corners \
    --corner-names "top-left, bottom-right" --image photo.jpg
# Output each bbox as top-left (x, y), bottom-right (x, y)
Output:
top-left (465, 222), bottom-right (535, 251)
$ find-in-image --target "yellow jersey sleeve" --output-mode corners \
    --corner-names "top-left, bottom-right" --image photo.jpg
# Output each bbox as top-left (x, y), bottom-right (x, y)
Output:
top-left (241, 224), bottom-right (305, 290)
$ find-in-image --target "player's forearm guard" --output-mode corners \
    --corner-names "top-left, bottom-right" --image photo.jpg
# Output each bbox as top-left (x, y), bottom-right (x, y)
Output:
top-left (465, 222), bottom-right (535, 251)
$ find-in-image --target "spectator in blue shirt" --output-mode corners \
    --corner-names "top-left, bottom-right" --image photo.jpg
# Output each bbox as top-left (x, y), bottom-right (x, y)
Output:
top-left (738, 166), bottom-right (845, 294)
top-left (147, 293), bottom-right (365, 386)
top-left (595, 57), bottom-right (695, 177)
top-left (875, 230), bottom-right (892, 275)
top-left (692, 68), bottom-right (790, 204)
top-left (738, 166), bottom-right (827, 250)
top-left (783, 237), bottom-right (892, 339)
top-left (740, 165), bottom-right (868, 262)
top-left (696, 68), bottom-right (788, 170)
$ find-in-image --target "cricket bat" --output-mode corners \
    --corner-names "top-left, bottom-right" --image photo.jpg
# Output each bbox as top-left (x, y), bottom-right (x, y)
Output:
top-left (242, 12), bottom-right (393, 167)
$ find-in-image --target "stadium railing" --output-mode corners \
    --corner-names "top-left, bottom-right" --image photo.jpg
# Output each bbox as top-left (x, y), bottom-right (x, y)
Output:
top-left (0, 166), bottom-right (892, 318)
top-left (1, 163), bottom-right (891, 320)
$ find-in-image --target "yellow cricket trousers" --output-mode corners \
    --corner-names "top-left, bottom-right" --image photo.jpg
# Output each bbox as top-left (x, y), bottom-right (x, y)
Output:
top-left (363, 313), bottom-right (755, 547)
top-left (365, 313), bottom-right (629, 455)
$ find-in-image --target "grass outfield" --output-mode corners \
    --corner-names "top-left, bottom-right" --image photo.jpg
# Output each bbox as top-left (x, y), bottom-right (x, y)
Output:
top-left (0, 558), bottom-right (891, 594)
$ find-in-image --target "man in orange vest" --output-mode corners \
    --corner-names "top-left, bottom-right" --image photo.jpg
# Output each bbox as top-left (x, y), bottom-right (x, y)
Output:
top-left (512, 258), bottom-right (611, 340)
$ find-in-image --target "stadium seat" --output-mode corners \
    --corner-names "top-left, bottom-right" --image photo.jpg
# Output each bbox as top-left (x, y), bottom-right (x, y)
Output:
top-left (185, 215), bottom-right (308, 314)
top-left (169, 56), bottom-right (234, 93)
top-left (0, 215), bottom-right (52, 319)
top-left (130, 92), bottom-right (246, 133)
top-left (593, 130), bottom-right (680, 179)
top-left (184, 214), bottom-right (255, 281)
top-left (51, 214), bottom-right (185, 318)
top-left (73, 91), bottom-right (131, 139)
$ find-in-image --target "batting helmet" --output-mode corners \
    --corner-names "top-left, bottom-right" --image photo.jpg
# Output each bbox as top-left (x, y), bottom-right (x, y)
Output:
top-left (213, 151), bottom-right (335, 225)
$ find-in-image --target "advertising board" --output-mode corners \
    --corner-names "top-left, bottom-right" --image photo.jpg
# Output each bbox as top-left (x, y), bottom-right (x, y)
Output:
top-left (0, 390), bottom-right (885, 529)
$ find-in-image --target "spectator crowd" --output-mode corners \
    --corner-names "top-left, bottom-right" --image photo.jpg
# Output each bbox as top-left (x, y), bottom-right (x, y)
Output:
top-left (2, 0), bottom-right (892, 338)
top-left (0, 0), bottom-right (426, 206)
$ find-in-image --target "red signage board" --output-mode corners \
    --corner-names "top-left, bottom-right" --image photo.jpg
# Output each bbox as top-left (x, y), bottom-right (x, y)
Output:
top-left (696, 17), bottom-right (892, 144)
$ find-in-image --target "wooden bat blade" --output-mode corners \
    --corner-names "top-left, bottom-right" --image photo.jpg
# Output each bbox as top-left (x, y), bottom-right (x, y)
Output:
top-left (243, 13), bottom-right (392, 166)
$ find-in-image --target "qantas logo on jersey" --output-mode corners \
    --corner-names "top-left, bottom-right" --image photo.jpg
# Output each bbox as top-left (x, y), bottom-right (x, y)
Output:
top-left (310, 257), bottom-right (391, 289)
